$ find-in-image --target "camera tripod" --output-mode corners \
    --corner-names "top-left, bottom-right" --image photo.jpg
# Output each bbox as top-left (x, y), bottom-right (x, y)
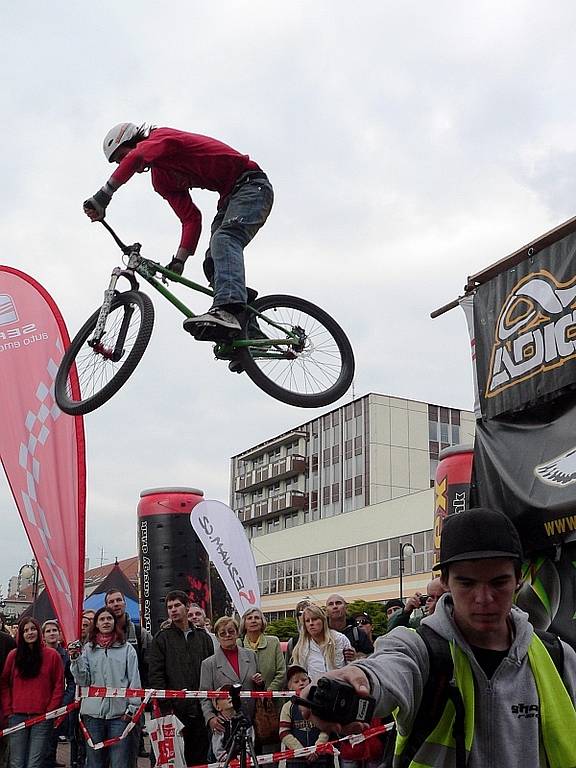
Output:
top-left (221, 711), bottom-right (259, 768)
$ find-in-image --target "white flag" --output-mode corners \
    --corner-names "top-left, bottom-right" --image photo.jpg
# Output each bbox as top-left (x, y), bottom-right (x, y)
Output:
top-left (190, 499), bottom-right (261, 615)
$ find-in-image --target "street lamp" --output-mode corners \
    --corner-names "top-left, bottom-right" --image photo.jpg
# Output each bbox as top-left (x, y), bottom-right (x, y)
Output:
top-left (18, 561), bottom-right (39, 616)
top-left (399, 542), bottom-right (415, 601)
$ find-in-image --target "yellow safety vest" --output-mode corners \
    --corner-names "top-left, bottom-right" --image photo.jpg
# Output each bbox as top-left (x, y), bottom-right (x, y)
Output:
top-left (393, 633), bottom-right (576, 768)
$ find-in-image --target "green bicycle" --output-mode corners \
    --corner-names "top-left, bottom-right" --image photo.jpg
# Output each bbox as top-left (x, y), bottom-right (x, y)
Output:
top-left (55, 221), bottom-right (355, 414)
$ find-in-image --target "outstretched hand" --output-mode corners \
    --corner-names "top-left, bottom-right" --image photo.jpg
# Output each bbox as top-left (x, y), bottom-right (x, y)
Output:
top-left (300, 667), bottom-right (372, 735)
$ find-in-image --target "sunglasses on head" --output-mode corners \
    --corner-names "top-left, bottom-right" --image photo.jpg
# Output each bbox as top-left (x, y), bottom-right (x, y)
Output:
top-left (356, 618), bottom-right (371, 625)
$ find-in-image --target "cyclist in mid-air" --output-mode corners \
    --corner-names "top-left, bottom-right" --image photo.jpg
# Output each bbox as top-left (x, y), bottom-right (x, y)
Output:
top-left (84, 123), bottom-right (274, 336)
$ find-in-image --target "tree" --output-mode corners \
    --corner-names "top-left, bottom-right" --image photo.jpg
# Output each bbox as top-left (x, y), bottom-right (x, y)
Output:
top-left (265, 617), bottom-right (297, 640)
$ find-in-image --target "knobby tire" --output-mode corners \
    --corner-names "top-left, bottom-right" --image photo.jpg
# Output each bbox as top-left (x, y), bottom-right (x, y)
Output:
top-left (238, 294), bottom-right (354, 407)
top-left (55, 290), bottom-right (154, 415)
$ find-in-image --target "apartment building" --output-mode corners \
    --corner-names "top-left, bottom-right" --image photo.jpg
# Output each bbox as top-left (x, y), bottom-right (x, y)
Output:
top-left (230, 393), bottom-right (475, 617)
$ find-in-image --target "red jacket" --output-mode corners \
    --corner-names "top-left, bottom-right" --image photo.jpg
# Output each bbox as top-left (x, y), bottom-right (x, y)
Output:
top-left (1, 647), bottom-right (64, 717)
top-left (110, 127), bottom-right (260, 252)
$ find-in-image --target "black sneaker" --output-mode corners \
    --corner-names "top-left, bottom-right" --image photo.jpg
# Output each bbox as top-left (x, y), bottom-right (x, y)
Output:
top-left (184, 306), bottom-right (242, 332)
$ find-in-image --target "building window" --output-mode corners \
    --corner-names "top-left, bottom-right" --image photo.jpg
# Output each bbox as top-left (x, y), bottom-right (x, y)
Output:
top-left (428, 404), bottom-right (438, 421)
top-left (332, 483), bottom-right (340, 502)
top-left (354, 436), bottom-right (362, 455)
top-left (323, 448), bottom-right (331, 467)
top-left (451, 409), bottom-right (461, 426)
top-left (332, 445), bottom-right (340, 464)
top-left (311, 490), bottom-right (318, 510)
top-left (345, 439), bottom-right (353, 459)
top-left (451, 425), bottom-right (460, 444)
top-left (311, 456), bottom-right (319, 472)
top-left (332, 410), bottom-right (340, 426)
top-left (354, 475), bottom-right (363, 495)
top-left (440, 423), bottom-right (449, 443)
top-left (429, 441), bottom-right (439, 459)
top-left (322, 486), bottom-right (331, 505)
top-left (440, 407), bottom-right (450, 423)
top-left (345, 404), bottom-right (353, 421)
top-left (345, 478), bottom-right (353, 499)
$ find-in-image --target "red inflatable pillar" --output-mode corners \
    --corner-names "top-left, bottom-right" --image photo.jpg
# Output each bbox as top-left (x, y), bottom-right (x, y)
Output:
top-left (433, 445), bottom-right (474, 568)
top-left (137, 487), bottom-right (210, 634)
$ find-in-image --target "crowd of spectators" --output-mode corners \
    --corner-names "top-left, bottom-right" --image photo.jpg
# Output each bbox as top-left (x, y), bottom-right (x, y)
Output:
top-left (0, 520), bottom-right (568, 768)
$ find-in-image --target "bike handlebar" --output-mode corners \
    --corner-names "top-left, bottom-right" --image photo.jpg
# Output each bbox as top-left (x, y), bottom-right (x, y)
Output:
top-left (98, 219), bottom-right (138, 256)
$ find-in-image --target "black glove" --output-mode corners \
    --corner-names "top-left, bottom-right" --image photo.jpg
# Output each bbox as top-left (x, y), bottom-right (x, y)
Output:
top-left (83, 188), bottom-right (111, 218)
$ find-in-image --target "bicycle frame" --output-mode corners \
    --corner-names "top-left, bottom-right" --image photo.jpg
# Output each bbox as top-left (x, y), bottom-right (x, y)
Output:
top-left (90, 221), bottom-right (302, 358)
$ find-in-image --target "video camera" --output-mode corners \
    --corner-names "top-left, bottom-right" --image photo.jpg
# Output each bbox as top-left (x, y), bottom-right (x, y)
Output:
top-left (293, 677), bottom-right (375, 725)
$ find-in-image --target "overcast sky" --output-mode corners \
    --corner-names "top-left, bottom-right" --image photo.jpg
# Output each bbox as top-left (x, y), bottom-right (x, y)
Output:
top-left (2, 1), bottom-right (576, 594)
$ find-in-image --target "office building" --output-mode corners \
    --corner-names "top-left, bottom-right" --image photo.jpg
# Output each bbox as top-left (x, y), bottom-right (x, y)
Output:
top-left (230, 393), bottom-right (475, 617)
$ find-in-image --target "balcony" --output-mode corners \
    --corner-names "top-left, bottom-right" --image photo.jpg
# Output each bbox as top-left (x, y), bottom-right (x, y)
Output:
top-left (235, 455), bottom-right (307, 493)
top-left (237, 491), bottom-right (307, 523)
top-left (236, 429), bottom-right (307, 463)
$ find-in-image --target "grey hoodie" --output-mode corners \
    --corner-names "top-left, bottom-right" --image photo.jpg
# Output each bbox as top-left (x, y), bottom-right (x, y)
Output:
top-left (71, 640), bottom-right (141, 719)
top-left (354, 594), bottom-right (576, 767)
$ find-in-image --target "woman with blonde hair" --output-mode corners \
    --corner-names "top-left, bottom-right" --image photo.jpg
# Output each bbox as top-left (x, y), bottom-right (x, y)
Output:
top-left (239, 608), bottom-right (286, 750)
top-left (290, 604), bottom-right (351, 683)
top-left (239, 608), bottom-right (285, 690)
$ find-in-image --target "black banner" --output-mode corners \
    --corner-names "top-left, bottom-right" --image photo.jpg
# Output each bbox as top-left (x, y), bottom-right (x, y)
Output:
top-left (473, 229), bottom-right (576, 419)
top-left (471, 391), bottom-right (576, 554)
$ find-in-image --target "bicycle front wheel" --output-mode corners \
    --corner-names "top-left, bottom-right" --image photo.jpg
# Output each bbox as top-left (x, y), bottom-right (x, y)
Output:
top-left (239, 294), bottom-right (355, 408)
top-left (55, 290), bottom-right (154, 415)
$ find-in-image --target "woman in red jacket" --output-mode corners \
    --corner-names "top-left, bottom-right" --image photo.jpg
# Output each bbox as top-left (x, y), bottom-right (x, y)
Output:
top-left (0, 616), bottom-right (64, 768)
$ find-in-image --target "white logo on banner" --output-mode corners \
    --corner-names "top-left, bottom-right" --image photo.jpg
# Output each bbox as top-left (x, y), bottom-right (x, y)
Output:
top-left (190, 500), bottom-right (260, 615)
top-left (535, 446), bottom-right (576, 487)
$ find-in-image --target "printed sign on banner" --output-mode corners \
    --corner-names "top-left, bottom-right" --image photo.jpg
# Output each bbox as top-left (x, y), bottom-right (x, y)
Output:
top-left (190, 499), bottom-right (260, 615)
top-left (473, 230), bottom-right (576, 419)
top-left (0, 267), bottom-right (86, 643)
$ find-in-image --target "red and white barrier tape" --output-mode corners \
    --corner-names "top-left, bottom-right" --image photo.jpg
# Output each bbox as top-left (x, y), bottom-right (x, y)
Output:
top-left (78, 687), bottom-right (290, 700)
top-left (0, 687), bottom-right (395, 767)
top-left (79, 689), bottom-right (154, 750)
top-left (200, 723), bottom-right (396, 768)
top-left (0, 701), bottom-right (80, 738)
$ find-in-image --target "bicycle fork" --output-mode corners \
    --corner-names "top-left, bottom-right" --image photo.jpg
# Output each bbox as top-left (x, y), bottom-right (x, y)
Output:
top-left (89, 268), bottom-right (136, 362)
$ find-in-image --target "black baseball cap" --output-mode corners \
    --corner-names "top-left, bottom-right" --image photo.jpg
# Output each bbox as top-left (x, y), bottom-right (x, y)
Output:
top-left (384, 598), bottom-right (405, 612)
top-left (437, 507), bottom-right (523, 568)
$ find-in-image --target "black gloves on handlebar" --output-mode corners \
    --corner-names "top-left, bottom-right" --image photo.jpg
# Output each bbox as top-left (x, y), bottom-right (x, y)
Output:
top-left (83, 188), bottom-right (111, 219)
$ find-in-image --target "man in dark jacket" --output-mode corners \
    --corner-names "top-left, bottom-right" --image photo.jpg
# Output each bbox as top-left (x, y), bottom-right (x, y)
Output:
top-left (325, 594), bottom-right (374, 656)
top-left (148, 591), bottom-right (214, 766)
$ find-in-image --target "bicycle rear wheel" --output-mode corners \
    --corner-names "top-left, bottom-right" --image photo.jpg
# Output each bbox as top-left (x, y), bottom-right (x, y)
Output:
top-left (55, 290), bottom-right (154, 415)
top-left (238, 294), bottom-right (354, 408)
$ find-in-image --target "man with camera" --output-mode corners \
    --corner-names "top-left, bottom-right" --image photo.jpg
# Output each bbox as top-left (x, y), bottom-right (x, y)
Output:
top-left (386, 593), bottom-right (426, 632)
top-left (303, 508), bottom-right (576, 767)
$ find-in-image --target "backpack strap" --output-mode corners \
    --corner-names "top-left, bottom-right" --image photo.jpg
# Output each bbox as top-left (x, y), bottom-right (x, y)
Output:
top-left (397, 625), bottom-right (466, 768)
top-left (534, 628), bottom-right (564, 676)
top-left (135, 623), bottom-right (143, 656)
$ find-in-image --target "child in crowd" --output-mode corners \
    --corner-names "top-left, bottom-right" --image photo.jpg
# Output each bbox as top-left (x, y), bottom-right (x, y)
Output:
top-left (279, 666), bottom-right (331, 768)
top-left (211, 685), bottom-right (256, 762)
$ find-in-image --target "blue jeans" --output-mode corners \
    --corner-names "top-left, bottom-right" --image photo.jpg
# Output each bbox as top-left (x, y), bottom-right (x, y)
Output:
top-left (8, 716), bottom-right (51, 768)
top-left (82, 717), bottom-right (129, 768)
top-left (206, 177), bottom-right (274, 307)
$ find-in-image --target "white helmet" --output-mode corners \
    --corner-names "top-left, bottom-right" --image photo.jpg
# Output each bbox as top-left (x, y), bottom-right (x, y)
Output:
top-left (102, 122), bottom-right (139, 162)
